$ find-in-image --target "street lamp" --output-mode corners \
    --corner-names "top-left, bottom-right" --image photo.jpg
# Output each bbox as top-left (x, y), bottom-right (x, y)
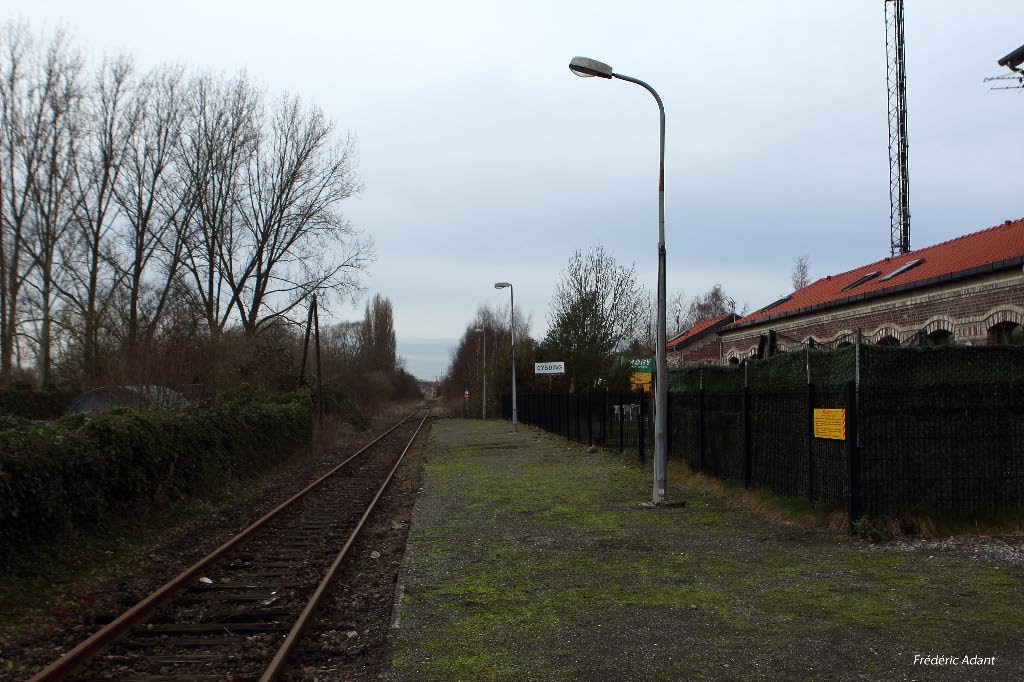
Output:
top-left (998, 43), bottom-right (1024, 72)
top-left (569, 55), bottom-right (669, 504)
top-left (475, 327), bottom-right (487, 420)
top-left (494, 282), bottom-right (518, 433)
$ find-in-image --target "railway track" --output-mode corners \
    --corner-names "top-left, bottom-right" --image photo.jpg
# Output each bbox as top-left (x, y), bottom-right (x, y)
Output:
top-left (29, 406), bottom-right (432, 682)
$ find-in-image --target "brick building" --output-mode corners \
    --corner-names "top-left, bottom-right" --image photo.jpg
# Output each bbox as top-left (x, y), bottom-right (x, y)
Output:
top-left (666, 217), bottom-right (1024, 365)
top-left (665, 313), bottom-right (738, 367)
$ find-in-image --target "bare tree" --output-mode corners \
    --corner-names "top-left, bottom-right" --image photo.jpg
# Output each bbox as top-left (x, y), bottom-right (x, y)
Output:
top-left (545, 244), bottom-right (648, 390)
top-left (359, 293), bottom-right (396, 374)
top-left (112, 64), bottom-right (192, 357)
top-left (321, 319), bottom-right (362, 368)
top-left (791, 254), bottom-right (810, 291)
top-left (679, 283), bottom-right (736, 332)
top-left (443, 302), bottom-right (529, 406)
top-left (18, 29), bottom-right (83, 386)
top-left (62, 53), bottom-right (137, 383)
top-left (228, 93), bottom-right (370, 335)
top-left (667, 289), bottom-right (687, 337)
top-left (0, 21), bottom-right (42, 381)
top-left (178, 71), bottom-right (259, 336)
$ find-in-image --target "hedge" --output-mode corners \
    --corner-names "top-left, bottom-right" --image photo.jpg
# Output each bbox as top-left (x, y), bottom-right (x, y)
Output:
top-left (0, 384), bottom-right (78, 420)
top-left (668, 345), bottom-right (1024, 394)
top-left (0, 390), bottom-right (313, 561)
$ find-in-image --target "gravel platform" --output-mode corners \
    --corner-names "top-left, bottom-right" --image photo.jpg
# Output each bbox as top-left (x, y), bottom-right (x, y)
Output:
top-left (387, 419), bottom-right (1023, 682)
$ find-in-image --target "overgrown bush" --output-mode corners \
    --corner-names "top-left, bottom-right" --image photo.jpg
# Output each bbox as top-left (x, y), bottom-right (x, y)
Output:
top-left (0, 382), bottom-right (79, 420)
top-left (320, 379), bottom-right (368, 430)
top-left (0, 390), bottom-right (313, 565)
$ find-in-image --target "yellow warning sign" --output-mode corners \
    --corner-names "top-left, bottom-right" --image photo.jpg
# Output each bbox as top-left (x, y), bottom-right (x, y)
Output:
top-left (813, 408), bottom-right (846, 440)
top-left (630, 372), bottom-right (652, 392)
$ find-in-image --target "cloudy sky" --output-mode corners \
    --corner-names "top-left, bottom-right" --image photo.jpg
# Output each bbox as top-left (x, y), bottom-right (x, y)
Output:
top-left (8, 1), bottom-right (1024, 380)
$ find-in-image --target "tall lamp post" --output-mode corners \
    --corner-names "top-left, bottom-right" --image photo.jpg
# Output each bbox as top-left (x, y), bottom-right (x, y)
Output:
top-left (475, 327), bottom-right (487, 419)
top-left (494, 282), bottom-right (518, 432)
top-left (569, 56), bottom-right (669, 504)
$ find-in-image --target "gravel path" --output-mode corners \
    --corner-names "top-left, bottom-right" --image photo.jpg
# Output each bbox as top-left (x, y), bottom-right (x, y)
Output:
top-left (387, 419), bottom-right (1023, 682)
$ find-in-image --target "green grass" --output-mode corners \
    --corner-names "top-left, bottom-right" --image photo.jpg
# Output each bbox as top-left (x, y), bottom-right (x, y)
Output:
top-left (390, 419), bottom-right (1024, 681)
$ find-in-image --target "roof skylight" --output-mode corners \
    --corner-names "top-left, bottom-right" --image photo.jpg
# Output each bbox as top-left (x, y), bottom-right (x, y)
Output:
top-left (879, 258), bottom-right (925, 282)
top-left (840, 270), bottom-right (881, 292)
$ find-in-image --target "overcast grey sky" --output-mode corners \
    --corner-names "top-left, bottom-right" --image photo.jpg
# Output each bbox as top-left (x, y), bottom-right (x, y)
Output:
top-left (8, 1), bottom-right (1024, 380)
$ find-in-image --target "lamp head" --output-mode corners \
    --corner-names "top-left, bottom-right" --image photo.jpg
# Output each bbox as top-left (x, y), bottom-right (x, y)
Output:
top-left (569, 56), bottom-right (613, 79)
top-left (998, 43), bottom-right (1024, 70)
top-left (475, 327), bottom-right (484, 332)
top-left (494, 282), bottom-right (511, 290)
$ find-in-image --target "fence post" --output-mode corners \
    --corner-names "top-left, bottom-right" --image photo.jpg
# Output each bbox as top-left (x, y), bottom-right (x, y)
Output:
top-left (847, 380), bottom-right (862, 529)
top-left (743, 385), bottom-right (752, 489)
top-left (566, 393), bottom-right (572, 440)
top-left (565, 393), bottom-right (569, 438)
top-left (638, 388), bottom-right (646, 464)
top-left (600, 390), bottom-right (607, 445)
top-left (587, 391), bottom-right (593, 446)
top-left (618, 390), bottom-right (625, 454)
top-left (575, 393), bottom-right (581, 442)
top-left (807, 382), bottom-right (815, 504)
top-left (698, 385), bottom-right (706, 472)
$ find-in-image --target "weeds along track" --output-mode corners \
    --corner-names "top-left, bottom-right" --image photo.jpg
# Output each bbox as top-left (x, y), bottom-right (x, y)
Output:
top-left (29, 406), bottom-right (432, 682)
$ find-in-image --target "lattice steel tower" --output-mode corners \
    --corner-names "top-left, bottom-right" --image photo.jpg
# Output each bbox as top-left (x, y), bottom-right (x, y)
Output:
top-left (885, 0), bottom-right (910, 256)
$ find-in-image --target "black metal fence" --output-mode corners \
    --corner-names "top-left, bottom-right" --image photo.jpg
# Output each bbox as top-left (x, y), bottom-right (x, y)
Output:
top-left (507, 391), bottom-right (654, 462)
top-left (669, 383), bottom-right (854, 511)
top-left (502, 380), bottom-right (1024, 521)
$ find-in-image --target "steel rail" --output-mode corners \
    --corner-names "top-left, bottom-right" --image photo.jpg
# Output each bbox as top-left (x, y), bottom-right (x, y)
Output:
top-left (260, 406), bottom-right (430, 681)
top-left (28, 409), bottom-right (425, 682)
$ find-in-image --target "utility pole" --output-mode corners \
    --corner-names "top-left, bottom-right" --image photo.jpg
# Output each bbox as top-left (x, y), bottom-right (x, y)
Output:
top-left (885, 0), bottom-right (911, 256)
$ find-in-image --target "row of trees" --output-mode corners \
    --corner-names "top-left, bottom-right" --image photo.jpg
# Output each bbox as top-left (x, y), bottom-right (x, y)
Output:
top-left (442, 247), bottom-right (817, 406)
top-left (319, 294), bottom-right (420, 411)
top-left (0, 21), bottom-right (372, 390)
top-left (442, 244), bottom-right (771, 406)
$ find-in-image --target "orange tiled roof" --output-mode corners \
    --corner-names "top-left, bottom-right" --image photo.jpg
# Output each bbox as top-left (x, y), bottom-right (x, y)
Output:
top-left (729, 217), bottom-right (1024, 330)
top-left (668, 313), bottom-right (736, 349)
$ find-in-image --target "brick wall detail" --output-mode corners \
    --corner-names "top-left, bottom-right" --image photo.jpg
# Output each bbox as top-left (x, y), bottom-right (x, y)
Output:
top-left (714, 269), bottom-right (1024, 360)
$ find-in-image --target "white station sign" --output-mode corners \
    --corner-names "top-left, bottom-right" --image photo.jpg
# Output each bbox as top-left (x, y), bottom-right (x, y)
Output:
top-left (534, 361), bottom-right (565, 375)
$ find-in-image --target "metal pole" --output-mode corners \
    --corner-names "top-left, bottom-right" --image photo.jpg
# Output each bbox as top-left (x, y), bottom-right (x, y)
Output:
top-left (482, 330), bottom-right (487, 420)
top-left (312, 294), bottom-right (323, 426)
top-left (612, 71), bottom-right (668, 503)
top-left (510, 285), bottom-right (518, 432)
top-left (298, 299), bottom-right (314, 387)
top-left (476, 328), bottom-right (487, 420)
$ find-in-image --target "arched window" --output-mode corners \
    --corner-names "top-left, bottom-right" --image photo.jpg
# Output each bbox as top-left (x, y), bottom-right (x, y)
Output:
top-left (876, 335), bottom-right (899, 347)
top-left (988, 321), bottom-right (1024, 345)
top-left (925, 329), bottom-right (954, 346)
top-left (728, 356), bottom-right (740, 365)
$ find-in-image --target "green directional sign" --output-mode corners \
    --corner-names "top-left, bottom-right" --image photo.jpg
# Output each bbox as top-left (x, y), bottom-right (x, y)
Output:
top-left (621, 356), bottom-right (655, 373)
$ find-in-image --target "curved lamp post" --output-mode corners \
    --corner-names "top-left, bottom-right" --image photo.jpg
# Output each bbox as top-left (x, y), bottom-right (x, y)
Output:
top-left (494, 282), bottom-right (518, 432)
top-left (569, 56), bottom-right (668, 504)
